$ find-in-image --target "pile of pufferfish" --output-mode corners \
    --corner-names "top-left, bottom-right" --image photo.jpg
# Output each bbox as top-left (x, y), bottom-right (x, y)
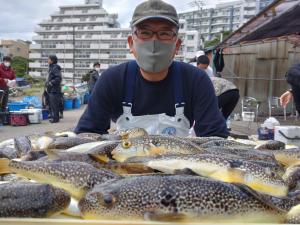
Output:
top-left (1, 127), bottom-right (300, 223)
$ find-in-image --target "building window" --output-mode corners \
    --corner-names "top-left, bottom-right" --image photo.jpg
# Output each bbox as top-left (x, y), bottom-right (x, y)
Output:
top-left (187, 35), bottom-right (194, 40)
top-left (82, 9), bottom-right (88, 13)
top-left (187, 47), bottom-right (194, 52)
top-left (78, 26), bottom-right (84, 30)
top-left (90, 16), bottom-right (97, 21)
top-left (80, 17), bottom-right (86, 22)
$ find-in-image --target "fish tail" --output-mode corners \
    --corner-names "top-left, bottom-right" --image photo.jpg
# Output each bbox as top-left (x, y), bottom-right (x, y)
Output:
top-left (0, 158), bottom-right (12, 174)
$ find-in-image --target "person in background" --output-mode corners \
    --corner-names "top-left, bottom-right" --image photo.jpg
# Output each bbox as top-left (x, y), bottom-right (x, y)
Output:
top-left (280, 63), bottom-right (300, 114)
top-left (75, 0), bottom-right (228, 137)
top-left (88, 62), bottom-right (101, 94)
top-left (45, 55), bottom-right (62, 123)
top-left (197, 55), bottom-right (214, 77)
top-left (197, 55), bottom-right (239, 120)
top-left (0, 56), bottom-right (16, 123)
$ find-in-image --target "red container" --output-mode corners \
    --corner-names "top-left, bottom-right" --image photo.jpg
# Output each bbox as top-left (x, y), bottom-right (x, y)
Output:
top-left (10, 112), bottom-right (28, 126)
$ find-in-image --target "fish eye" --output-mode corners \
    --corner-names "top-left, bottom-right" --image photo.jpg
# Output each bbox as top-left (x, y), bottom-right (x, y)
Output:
top-left (122, 141), bottom-right (132, 149)
top-left (102, 194), bottom-right (116, 207)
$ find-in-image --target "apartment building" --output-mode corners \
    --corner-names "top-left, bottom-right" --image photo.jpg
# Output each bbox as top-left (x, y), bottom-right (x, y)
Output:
top-left (0, 40), bottom-right (30, 59)
top-left (178, 0), bottom-right (273, 41)
top-left (29, 0), bottom-right (201, 82)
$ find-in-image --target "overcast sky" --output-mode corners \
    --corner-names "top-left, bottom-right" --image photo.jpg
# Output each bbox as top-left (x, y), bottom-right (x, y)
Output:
top-left (0, 0), bottom-right (220, 41)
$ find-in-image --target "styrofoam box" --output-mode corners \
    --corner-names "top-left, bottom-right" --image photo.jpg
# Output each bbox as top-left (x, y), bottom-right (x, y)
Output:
top-left (20, 109), bottom-right (42, 124)
top-left (274, 126), bottom-right (300, 146)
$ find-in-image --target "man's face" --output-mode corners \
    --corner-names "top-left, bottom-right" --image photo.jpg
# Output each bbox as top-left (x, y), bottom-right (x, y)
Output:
top-left (197, 64), bottom-right (208, 70)
top-left (48, 58), bottom-right (52, 65)
top-left (127, 19), bottom-right (182, 60)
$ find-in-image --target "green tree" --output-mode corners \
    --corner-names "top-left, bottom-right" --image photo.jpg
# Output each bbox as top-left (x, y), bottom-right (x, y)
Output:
top-left (204, 31), bottom-right (232, 48)
top-left (11, 56), bottom-right (30, 78)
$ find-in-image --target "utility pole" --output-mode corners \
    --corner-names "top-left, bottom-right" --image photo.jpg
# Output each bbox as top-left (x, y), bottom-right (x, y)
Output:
top-left (72, 24), bottom-right (75, 84)
top-left (188, 0), bottom-right (204, 29)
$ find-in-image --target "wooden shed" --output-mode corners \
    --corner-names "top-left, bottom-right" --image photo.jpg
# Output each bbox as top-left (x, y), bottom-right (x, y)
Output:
top-left (218, 0), bottom-right (300, 110)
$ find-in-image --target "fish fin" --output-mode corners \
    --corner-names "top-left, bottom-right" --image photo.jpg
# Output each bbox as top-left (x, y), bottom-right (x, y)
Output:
top-left (144, 211), bottom-right (187, 221)
top-left (44, 149), bottom-right (62, 160)
top-left (149, 146), bottom-right (164, 156)
top-left (88, 153), bottom-right (110, 163)
top-left (0, 158), bottom-right (11, 174)
top-left (233, 182), bottom-right (286, 212)
top-left (173, 168), bottom-right (199, 176)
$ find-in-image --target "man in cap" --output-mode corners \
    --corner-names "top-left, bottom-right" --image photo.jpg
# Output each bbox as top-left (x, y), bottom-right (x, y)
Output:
top-left (75, 0), bottom-right (228, 137)
top-left (45, 55), bottom-right (62, 123)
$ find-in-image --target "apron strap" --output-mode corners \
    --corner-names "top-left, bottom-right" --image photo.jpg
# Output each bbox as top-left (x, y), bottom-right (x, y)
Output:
top-left (172, 61), bottom-right (185, 107)
top-left (122, 60), bottom-right (138, 106)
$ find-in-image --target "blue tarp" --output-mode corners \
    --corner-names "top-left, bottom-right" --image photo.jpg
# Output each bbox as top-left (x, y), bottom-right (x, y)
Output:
top-left (22, 96), bottom-right (42, 108)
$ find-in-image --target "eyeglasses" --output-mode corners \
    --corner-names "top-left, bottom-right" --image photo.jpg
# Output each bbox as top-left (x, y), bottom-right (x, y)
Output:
top-left (134, 28), bottom-right (177, 41)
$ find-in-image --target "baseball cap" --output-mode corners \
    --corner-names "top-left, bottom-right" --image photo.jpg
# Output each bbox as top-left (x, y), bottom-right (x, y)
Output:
top-left (131, 0), bottom-right (179, 28)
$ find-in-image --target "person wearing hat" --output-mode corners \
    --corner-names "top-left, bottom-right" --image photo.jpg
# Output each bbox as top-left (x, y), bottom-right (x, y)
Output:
top-left (45, 55), bottom-right (62, 123)
top-left (0, 56), bottom-right (16, 123)
top-left (75, 0), bottom-right (228, 137)
top-left (88, 62), bottom-right (101, 94)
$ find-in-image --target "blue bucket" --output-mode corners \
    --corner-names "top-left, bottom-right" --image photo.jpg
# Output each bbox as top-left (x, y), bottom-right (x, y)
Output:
top-left (64, 99), bottom-right (73, 110)
top-left (73, 98), bottom-right (81, 109)
top-left (42, 109), bottom-right (49, 120)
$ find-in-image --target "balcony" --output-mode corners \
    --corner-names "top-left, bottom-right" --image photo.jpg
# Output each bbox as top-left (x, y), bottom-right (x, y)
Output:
top-left (62, 63), bottom-right (74, 69)
top-left (30, 44), bottom-right (41, 50)
top-left (56, 44), bottom-right (74, 49)
top-left (29, 71), bottom-right (41, 78)
top-left (56, 53), bottom-right (73, 59)
top-left (90, 43), bottom-right (110, 49)
top-left (32, 36), bottom-right (45, 41)
top-left (62, 72), bottom-right (73, 78)
top-left (29, 62), bottom-right (41, 68)
top-left (90, 54), bottom-right (100, 59)
top-left (29, 53), bottom-right (41, 59)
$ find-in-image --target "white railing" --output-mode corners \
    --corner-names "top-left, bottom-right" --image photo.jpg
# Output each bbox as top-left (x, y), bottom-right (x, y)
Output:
top-left (29, 53), bottom-right (41, 58)
top-left (30, 44), bottom-right (42, 50)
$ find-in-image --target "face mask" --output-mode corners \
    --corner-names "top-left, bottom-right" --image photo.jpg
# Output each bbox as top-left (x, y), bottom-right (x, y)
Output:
top-left (134, 40), bottom-right (176, 73)
top-left (4, 62), bottom-right (10, 67)
top-left (95, 67), bottom-right (101, 72)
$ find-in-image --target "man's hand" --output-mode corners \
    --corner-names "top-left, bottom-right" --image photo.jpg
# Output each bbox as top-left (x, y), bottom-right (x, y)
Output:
top-left (280, 90), bottom-right (293, 107)
top-left (46, 81), bottom-right (53, 87)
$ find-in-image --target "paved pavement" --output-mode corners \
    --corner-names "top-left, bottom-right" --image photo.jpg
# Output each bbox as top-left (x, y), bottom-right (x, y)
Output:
top-left (0, 106), bottom-right (86, 142)
top-left (1, 104), bottom-right (299, 142)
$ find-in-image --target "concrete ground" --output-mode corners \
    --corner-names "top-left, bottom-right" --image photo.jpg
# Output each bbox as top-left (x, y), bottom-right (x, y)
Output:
top-left (0, 106), bottom-right (86, 142)
top-left (1, 103), bottom-right (299, 142)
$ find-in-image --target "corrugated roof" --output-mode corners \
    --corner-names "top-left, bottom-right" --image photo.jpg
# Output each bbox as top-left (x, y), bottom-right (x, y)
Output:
top-left (219, 0), bottom-right (300, 46)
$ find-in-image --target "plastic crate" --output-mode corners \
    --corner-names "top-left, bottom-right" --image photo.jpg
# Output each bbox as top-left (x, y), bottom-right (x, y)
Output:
top-left (10, 112), bottom-right (28, 126)
top-left (8, 102), bottom-right (28, 111)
